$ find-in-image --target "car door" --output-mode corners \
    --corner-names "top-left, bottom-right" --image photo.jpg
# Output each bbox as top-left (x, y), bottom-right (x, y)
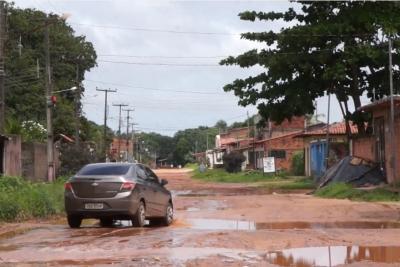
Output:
top-left (135, 165), bottom-right (157, 216)
top-left (144, 167), bottom-right (167, 216)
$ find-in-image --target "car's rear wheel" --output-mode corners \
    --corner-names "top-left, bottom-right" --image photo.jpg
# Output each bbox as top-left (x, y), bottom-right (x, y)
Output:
top-left (100, 218), bottom-right (114, 227)
top-left (132, 201), bottom-right (146, 227)
top-left (162, 203), bottom-right (174, 226)
top-left (67, 215), bottom-right (82, 228)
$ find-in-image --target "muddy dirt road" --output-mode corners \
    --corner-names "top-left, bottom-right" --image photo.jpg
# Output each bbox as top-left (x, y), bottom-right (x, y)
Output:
top-left (1, 169), bottom-right (400, 266)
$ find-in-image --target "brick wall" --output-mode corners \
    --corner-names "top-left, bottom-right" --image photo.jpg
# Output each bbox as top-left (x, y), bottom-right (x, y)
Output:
top-left (352, 136), bottom-right (375, 161)
top-left (263, 133), bottom-right (304, 171)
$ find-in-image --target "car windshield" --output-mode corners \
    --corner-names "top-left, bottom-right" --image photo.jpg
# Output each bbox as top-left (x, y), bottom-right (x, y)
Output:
top-left (77, 165), bottom-right (131, 176)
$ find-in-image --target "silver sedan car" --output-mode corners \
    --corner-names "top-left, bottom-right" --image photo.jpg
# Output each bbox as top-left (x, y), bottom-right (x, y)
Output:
top-left (64, 163), bottom-right (173, 228)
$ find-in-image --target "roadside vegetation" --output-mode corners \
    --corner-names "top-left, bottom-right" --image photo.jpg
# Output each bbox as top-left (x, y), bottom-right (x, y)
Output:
top-left (0, 176), bottom-right (65, 222)
top-left (315, 183), bottom-right (400, 202)
top-left (190, 165), bottom-right (315, 190)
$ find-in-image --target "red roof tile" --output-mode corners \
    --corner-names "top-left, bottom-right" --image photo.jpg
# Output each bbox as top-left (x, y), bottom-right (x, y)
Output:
top-left (296, 122), bottom-right (358, 137)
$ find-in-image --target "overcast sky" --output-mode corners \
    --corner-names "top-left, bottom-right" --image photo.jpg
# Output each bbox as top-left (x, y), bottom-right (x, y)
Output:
top-left (12, 0), bottom-right (370, 136)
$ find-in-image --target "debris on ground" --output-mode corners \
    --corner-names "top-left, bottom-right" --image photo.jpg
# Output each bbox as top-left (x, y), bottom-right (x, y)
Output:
top-left (317, 156), bottom-right (386, 188)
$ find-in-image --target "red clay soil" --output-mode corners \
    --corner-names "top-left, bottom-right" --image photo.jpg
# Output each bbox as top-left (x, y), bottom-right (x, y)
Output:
top-left (0, 168), bottom-right (399, 267)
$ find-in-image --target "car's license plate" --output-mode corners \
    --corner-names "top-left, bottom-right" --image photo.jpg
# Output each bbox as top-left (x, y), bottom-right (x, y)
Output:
top-left (85, 203), bottom-right (103, 209)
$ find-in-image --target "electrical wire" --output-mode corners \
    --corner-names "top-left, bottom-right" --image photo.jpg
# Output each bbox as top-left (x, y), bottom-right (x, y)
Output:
top-left (97, 59), bottom-right (220, 67)
top-left (84, 79), bottom-right (226, 95)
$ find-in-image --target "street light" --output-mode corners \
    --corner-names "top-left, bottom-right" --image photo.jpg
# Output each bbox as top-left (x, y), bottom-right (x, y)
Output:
top-left (53, 86), bottom-right (77, 94)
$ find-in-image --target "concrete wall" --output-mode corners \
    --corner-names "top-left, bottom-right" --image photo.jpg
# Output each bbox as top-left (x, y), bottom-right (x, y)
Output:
top-left (21, 142), bottom-right (54, 181)
top-left (3, 135), bottom-right (22, 177)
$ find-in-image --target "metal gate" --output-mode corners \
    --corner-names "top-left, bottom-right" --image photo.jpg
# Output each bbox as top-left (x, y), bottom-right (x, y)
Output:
top-left (310, 141), bottom-right (327, 177)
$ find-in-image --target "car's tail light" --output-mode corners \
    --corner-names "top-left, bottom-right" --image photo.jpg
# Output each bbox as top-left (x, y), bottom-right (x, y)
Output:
top-left (64, 182), bottom-right (73, 191)
top-left (120, 182), bottom-right (136, 192)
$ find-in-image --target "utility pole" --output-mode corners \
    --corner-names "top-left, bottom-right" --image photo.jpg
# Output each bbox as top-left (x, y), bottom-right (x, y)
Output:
top-left (74, 63), bottom-right (80, 148)
top-left (0, 1), bottom-right (6, 134)
top-left (44, 18), bottom-right (55, 182)
top-left (129, 122), bottom-right (137, 161)
top-left (124, 108), bottom-right (134, 161)
top-left (113, 103), bottom-right (128, 161)
top-left (96, 87), bottom-right (116, 160)
top-left (388, 36), bottom-right (397, 183)
top-left (325, 93), bottom-right (331, 170)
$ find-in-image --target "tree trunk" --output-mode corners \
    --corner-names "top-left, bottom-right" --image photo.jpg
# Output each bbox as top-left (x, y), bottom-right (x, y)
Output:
top-left (351, 94), bottom-right (366, 134)
top-left (343, 100), bottom-right (353, 140)
top-left (335, 93), bottom-right (352, 141)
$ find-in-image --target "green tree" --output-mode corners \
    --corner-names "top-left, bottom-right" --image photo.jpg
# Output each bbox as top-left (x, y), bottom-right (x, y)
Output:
top-left (4, 4), bottom-right (97, 140)
top-left (221, 2), bottom-right (400, 135)
top-left (214, 120), bottom-right (228, 133)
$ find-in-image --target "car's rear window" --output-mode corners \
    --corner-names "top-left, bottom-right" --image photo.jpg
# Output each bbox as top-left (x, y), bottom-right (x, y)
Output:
top-left (77, 165), bottom-right (131, 176)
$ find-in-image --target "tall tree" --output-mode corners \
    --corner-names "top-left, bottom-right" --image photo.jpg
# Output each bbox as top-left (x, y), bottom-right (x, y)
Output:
top-left (4, 4), bottom-right (97, 139)
top-left (221, 2), bottom-right (400, 135)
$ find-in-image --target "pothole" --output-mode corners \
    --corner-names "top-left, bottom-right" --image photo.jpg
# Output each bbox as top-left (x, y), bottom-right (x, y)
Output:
top-left (185, 219), bottom-right (400, 230)
top-left (265, 245), bottom-right (400, 266)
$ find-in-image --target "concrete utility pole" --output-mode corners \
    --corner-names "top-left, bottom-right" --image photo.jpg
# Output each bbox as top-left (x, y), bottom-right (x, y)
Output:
top-left (96, 87), bottom-right (116, 160)
top-left (129, 122), bottom-right (137, 161)
top-left (113, 103), bottom-right (128, 161)
top-left (44, 18), bottom-right (55, 182)
top-left (0, 1), bottom-right (6, 134)
top-left (124, 108), bottom-right (134, 161)
top-left (325, 93), bottom-right (331, 170)
top-left (388, 36), bottom-right (397, 183)
top-left (74, 63), bottom-right (80, 148)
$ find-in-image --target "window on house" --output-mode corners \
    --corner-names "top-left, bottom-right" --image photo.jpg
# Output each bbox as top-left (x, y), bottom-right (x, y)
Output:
top-left (269, 150), bottom-right (286, 159)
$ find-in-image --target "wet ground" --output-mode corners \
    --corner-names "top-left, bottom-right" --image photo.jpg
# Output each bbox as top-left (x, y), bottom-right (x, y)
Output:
top-left (1, 168), bottom-right (400, 266)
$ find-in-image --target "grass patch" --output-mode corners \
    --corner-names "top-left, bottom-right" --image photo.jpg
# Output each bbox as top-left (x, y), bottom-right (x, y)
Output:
top-left (0, 176), bottom-right (65, 222)
top-left (269, 177), bottom-right (316, 190)
top-left (184, 163), bottom-right (199, 171)
top-left (315, 183), bottom-right (400, 202)
top-left (192, 167), bottom-right (285, 183)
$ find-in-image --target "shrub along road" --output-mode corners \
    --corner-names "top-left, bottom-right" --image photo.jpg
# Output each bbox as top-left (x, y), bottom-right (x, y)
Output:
top-left (0, 169), bottom-right (400, 266)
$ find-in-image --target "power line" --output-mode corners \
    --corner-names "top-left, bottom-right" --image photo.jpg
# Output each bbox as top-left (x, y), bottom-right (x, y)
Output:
top-left (85, 79), bottom-right (226, 95)
top-left (97, 54), bottom-right (228, 59)
top-left (69, 22), bottom-right (238, 36)
top-left (98, 59), bottom-right (220, 67)
top-left (68, 22), bottom-right (380, 38)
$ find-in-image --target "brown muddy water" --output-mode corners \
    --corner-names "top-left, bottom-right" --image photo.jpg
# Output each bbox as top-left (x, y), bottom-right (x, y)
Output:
top-left (265, 245), bottom-right (400, 267)
top-left (185, 218), bottom-right (400, 230)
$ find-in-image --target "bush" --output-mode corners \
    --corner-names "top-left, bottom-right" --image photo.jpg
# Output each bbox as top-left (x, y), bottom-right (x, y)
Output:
top-left (59, 143), bottom-right (98, 176)
top-left (0, 176), bottom-right (65, 222)
top-left (222, 151), bottom-right (246, 173)
top-left (291, 151), bottom-right (305, 175)
top-left (0, 195), bottom-right (21, 221)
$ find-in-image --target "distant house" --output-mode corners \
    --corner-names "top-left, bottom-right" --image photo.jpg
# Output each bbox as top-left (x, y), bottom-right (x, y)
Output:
top-left (295, 122), bottom-right (357, 177)
top-left (353, 96), bottom-right (400, 184)
top-left (207, 116), bottom-right (308, 171)
top-left (255, 131), bottom-right (304, 171)
top-left (109, 138), bottom-right (134, 161)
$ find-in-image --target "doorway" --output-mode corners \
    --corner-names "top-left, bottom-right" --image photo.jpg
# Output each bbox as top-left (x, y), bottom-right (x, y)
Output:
top-left (0, 139), bottom-right (4, 175)
top-left (374, 117), bottom-right (385, 175)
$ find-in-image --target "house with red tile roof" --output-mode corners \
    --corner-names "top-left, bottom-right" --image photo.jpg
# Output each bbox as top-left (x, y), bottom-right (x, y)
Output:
top-left (295, 122), bottom-right (357, 177)
top-left (207, 116), bottom-right (308, 171)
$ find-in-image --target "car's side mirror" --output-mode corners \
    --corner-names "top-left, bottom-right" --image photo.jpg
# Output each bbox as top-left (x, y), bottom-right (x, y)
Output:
top-left (160, 179), bottom-right (168, 186)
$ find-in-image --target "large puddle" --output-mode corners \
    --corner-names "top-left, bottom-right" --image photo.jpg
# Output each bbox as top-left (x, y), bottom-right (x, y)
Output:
top-left (186, 219), bottom-right (400, 230)
top-left (265, 245), bottom-right (400, 267)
